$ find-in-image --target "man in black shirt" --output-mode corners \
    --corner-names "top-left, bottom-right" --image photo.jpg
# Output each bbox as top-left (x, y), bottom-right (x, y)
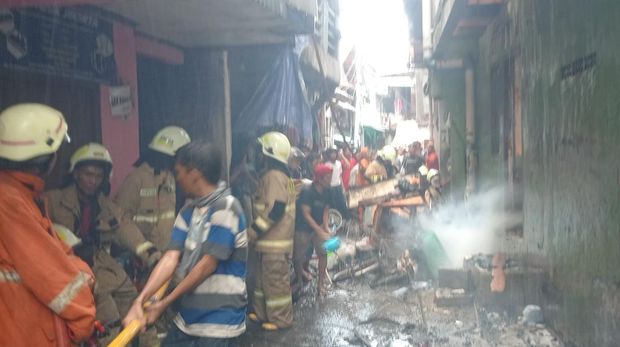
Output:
top-left (401, 141), bottom-right (424, 175)
top-left (294, 163), bottom-right (332, 297)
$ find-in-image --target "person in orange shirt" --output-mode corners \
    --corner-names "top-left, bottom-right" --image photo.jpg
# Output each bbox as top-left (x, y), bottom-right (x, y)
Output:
top-left (0, 104), bottom-right (96, 346)
top-left (354, 147), bottom-right (370, 187)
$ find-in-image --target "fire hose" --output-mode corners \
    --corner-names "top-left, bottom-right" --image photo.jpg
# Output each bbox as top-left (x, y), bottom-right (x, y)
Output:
top-left (107, 281), bottom-right (169, 347)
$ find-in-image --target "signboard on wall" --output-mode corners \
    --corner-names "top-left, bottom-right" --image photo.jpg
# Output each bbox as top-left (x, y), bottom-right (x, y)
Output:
top-left (109, 85), bottom-right (132, 118)
top-left (0, 7), bottom-right (117, 83)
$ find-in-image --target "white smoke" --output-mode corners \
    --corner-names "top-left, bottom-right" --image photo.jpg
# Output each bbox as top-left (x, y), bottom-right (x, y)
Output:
top-left (415, 186), bottom-right (522, 268)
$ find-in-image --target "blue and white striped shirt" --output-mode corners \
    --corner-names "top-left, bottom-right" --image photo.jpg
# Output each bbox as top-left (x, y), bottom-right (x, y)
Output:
top-left (168, 184), bottom-right (248, 338)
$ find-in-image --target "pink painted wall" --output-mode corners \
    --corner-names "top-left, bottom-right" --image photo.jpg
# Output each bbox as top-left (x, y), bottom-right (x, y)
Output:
top-left (100, 22), bottom-right (140, 193)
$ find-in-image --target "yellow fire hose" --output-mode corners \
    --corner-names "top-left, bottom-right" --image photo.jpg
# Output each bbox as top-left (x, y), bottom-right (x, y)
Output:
top-left (107, 281), bottom-right (170, 347)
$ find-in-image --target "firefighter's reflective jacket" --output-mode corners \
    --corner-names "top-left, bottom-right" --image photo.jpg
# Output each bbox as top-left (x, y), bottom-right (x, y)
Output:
top-left (251, 169), bottom-right (296, 254)
top-left (0, 171), bottom-right (96, 346)
top-left (114, 163), bottom-right (177, 251)
top-left (46, 184), bottom-right (154, 266)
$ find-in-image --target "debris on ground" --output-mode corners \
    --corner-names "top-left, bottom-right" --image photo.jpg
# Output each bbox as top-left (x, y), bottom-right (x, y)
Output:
top-left (241, 200), bottom-right (564, 347)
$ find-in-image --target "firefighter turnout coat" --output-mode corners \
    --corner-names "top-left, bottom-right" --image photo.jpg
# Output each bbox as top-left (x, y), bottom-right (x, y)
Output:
top-left (46, 184), bottom-right (152, 263)
top-left (251, 168), bottom-right (296, 328)
top-left (0, 171), bottom-right (96, 346)
top-left (115, 162), bottom-right (177, 251)
top-left (46, 184), bottom-right (160, 345)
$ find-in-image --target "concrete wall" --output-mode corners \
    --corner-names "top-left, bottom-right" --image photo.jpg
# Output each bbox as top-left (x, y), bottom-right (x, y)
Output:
top-left (474, 1), bottom-right (620, 345)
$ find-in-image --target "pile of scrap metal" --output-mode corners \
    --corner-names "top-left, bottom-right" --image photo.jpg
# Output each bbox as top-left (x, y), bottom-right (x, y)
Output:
top-left (327, 177), bottom-right (427, 284)
top-left (329, 237), bottom-right (380, 282)
top-left (348, 175), bottom-right (426, 240)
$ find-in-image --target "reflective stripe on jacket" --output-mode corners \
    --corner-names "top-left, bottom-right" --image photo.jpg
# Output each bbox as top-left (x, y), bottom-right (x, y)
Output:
top-left (114, 163), bottom-right (177, 250)
top-left (252, 169), bottom-right (296, 254)
top-left (46, 184), bottom-right (150, 260)
top-left (0, 171), bottom-right (96, 346)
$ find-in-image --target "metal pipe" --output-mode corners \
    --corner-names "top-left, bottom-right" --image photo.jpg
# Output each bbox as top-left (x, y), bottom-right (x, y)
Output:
top-left (464, 66), bottom-right (476, 197)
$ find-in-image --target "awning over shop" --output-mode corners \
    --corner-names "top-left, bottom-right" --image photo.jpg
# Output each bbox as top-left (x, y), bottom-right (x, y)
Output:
top-left (362, 125), bottom-right (384, 149)
top-left (101, 0), bottom-right (315, 47)
top-left (300, 42), bottom-right (341, 89)
top-left (431, 0), bottom-right (504, 54)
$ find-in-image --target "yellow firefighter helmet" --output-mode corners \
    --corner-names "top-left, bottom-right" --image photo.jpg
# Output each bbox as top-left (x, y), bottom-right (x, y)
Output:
top-left (427, 168), bottom-right (440, 181)
top-left (69, 143), bottom-right (113, 173)
top-left (418, 165), bottom-right (429, 177)
top-left (0, 103), bottom-right (69, 162)
top-left (381, 145), bottom-right (397, 166)
top-left (149, 126), bottom-right (191, 156)
top-left (258, 131), bottom-right (291, 165)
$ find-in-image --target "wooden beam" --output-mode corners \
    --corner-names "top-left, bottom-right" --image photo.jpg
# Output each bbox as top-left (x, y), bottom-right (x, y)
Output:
top-left (135, 34), bottom-right (184, 65)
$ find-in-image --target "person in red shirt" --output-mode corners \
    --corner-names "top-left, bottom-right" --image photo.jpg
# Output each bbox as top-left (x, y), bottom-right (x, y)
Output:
top-left (426, 144), bottom-right (439, 170)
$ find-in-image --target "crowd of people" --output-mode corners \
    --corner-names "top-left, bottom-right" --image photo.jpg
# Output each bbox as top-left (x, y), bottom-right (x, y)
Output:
top-left (0, 102), bottom-right (443, 346)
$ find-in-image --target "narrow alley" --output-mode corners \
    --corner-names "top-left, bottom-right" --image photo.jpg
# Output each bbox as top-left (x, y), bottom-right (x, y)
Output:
top-left (0, 1), bottom-right (618, 347)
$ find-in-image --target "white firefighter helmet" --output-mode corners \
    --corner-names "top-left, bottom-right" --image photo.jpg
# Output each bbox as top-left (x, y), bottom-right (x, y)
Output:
top-left (427, 168), bottom-right (440, 181)
top-left (0, 103), bottom-right (69, 162)
top-left (418, 165), bottom-right (429, 177)
top-left (289, 147), bottom-right (305, 160)
top-left (381, 145), bottom-right (397, 166)
top-left (69, 143), bottom-right (113, 173)
top-left (149, 126), bottom-right (191, 156)
top-left (258, 131), bottom-right (291, 165)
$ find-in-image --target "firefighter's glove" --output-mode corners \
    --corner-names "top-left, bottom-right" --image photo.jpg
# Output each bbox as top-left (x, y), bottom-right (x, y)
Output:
top-left (136, 242), bottom-right (162, 267)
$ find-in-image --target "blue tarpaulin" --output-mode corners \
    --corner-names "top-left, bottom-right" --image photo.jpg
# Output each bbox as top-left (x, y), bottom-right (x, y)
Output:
top-left (233, 48), bottom-right (313, 146)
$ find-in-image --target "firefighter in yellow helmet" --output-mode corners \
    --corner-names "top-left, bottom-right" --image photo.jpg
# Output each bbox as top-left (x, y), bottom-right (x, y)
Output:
top-left (248, 131), bottom-right (296, 330)
top-left (46, 143), bottom-right (160, 346)
top-left (424, 169), bottom-right (443, 210)
top-left (365, 149), bottom-right (389, 183)
top-left (0, 104), bottom-right (96, 346)
top-left (115, 126), bottom-right (191, 251)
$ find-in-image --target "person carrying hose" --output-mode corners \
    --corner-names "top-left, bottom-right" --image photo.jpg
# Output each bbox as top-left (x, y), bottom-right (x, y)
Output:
top-left (0, 104), bottom-right (96, 346)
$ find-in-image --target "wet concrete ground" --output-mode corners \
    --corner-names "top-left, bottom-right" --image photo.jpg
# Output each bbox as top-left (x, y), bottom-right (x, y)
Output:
top-left (239, 219), bottom-right (564, 347)
top-left (239, 272), bottom-right (564, 347)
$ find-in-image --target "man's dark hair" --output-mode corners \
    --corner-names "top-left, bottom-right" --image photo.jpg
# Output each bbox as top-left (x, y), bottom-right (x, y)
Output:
top-left (175, 141), bottom-right (222, 184)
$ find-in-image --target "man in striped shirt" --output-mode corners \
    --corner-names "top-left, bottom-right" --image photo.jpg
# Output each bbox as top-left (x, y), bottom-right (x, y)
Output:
top-left (123, 141), bottom-right (247, 346)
